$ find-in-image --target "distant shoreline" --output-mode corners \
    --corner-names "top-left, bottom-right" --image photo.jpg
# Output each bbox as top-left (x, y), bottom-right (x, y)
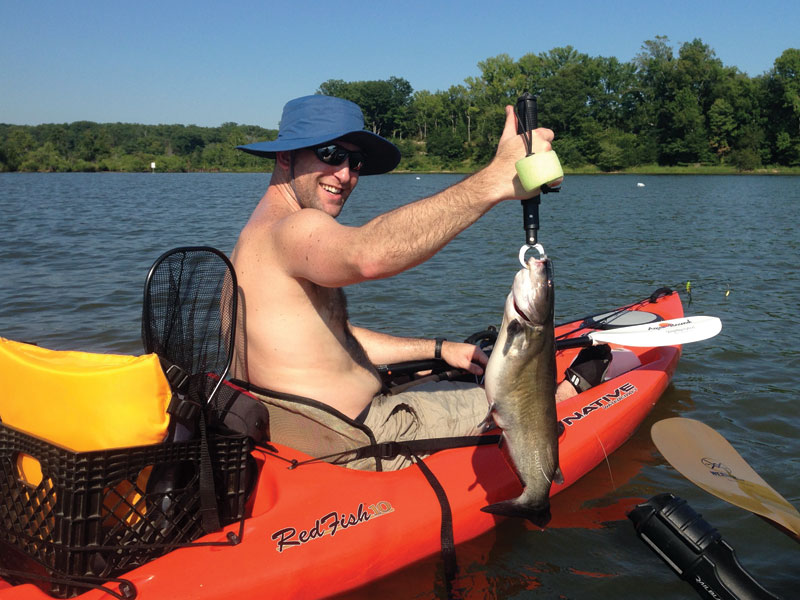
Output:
top-left (4, 165), bottom-right (799, 176)
top-left (397, 165), bottom-right (800, 176)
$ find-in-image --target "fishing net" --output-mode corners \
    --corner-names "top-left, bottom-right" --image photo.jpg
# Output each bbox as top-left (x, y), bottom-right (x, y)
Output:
top-left (141, 246), bottom-right (237, 393)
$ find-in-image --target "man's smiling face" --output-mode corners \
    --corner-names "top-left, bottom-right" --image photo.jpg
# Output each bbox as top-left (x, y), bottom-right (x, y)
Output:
top-left (290, 140), bottom-right (361, 217)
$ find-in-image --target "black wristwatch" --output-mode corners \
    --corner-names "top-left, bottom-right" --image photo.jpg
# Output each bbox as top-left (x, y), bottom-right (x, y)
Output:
top-left (434, 337), bottom-right (446, 359)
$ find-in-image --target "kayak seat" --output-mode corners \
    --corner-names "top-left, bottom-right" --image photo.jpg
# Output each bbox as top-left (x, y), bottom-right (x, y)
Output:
top-left (230, 379), bottom-right (382, 470)
top-left (564, 344), bottom-right (643, 394)
top-left (142, 246), bottom-right (238, 439)
top-left (564, 344), bottom-right (612, 393)
top-left (141, 245), bottom-right (269, 443)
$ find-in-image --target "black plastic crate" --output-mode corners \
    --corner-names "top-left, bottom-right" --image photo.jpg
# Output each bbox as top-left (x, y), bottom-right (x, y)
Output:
top-left (0, 422), bottom-right (251, 598)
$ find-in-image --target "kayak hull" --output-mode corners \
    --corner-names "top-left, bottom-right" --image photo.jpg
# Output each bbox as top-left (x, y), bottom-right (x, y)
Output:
top-left (0, 291), bottom-right (683, 600)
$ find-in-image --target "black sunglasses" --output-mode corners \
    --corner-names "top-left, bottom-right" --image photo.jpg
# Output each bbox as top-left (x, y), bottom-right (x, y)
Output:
top-left (313, 144), bottom-right (366, 172)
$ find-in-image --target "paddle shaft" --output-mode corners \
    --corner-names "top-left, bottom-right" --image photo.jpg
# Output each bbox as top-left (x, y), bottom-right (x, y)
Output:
top-left (379, 336), bottom-right (603, 377)
top-left (380, 316), bottom-right (720, 377)
top-left (555, 336), bottom-right (597, 350)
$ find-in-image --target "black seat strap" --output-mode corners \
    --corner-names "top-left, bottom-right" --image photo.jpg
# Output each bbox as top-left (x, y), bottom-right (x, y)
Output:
top-left (353, 434), bottom-right (501, 460)
top-left (157, 361), bottom-right (222, 534)
top-left (413, 454), bottom-right (458, 598)
top-left (284, 434), bottom-right (503, 469)
top-left (160, 358), bottom-right (202, 426)
top-left (196, 411), bottom-right (221, 534)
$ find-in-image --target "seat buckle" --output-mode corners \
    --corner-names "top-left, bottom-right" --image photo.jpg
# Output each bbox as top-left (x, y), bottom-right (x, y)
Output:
top-left (164, 363), bottom-right (190, 394)
top-left (167, 393), bottom-right (201, 421)
top-left (379, 441), bottom-right (405, 459)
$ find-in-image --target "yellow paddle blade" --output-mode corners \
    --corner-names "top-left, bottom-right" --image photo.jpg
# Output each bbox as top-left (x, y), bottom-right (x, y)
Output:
top-left (651, 417), bottom-right (800, 542)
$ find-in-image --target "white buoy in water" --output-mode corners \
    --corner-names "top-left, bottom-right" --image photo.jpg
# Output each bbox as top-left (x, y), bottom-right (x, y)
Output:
top-left (637, 182), bottom-right (645, 187)
top-left (416, 176), bottom-right (421, 180)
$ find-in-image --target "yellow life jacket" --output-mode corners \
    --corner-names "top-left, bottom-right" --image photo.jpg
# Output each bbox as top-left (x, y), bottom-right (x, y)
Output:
top-left (1, 337), bottom-right (173, 528)
top-left (0, 337), bottom-right (171, 452)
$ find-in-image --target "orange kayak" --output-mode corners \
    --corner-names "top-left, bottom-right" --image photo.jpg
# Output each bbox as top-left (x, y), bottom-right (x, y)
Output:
top-left (0, 290), bottom-right (683, 600)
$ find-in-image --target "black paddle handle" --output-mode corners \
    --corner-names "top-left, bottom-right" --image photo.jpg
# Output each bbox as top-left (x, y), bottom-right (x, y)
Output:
top-left (553, 336), bottom-right (593, 350)
top-left (516, 93), bottom-right (538, 139)
top-left (375, 359), bottom-right (449, 377)
top-left (516, 93), bottom-right (540, 246)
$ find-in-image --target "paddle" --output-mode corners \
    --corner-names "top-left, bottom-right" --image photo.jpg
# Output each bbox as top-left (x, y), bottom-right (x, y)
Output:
top-left (378, 316), bottom-right (721, 378)
top-left (555, 315), bottom-right (722, 349)
top-left (651, 417), bottom-right (800, 542)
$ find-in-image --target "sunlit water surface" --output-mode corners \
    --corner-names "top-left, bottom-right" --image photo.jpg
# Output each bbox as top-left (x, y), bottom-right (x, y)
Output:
top-left (1, 173), bottom-right (798, 598)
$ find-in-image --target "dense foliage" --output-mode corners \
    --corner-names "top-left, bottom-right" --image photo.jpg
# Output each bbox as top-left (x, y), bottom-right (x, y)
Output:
top-left (2, 38), bottom-right (798, 173)
top-left (0, 121), bottom-right (276, 173)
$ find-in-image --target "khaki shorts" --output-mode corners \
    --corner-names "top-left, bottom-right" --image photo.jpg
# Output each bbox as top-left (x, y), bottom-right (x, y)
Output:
top-left (363, 380), bottom-right (489, 471)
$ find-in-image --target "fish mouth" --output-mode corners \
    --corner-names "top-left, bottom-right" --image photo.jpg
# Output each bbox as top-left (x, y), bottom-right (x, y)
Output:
top-left (539, 258), bottom-right (554, 287)
top-left (509, 258), bottom-right (554, 325)
top-left (526, 258), bottom-right (553, 283)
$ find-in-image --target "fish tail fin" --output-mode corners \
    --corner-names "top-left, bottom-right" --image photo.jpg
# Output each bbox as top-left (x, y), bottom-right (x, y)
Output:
top-left (481, 499), bottom-right (551, 528)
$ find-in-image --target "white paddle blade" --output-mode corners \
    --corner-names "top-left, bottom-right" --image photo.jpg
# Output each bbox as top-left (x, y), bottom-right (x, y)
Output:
top-left (588, 316), bottom-right (722, 347)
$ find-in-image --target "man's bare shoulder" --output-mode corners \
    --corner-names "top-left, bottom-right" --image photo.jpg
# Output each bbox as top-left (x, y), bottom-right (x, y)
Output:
top-left (276, 206), bottom-right (341, 237)
top-left (244, 202), bottom-right (341, 247)
top-left (235, 197), bottom-right (306, 259)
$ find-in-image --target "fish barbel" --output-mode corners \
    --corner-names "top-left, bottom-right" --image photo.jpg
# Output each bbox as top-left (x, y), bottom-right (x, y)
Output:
top-left (481, 256), bottom-right (563, 527)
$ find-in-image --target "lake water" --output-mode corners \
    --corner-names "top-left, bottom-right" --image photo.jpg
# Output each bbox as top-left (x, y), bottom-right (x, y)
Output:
top-left (1, 172), bottom-right (798, 598)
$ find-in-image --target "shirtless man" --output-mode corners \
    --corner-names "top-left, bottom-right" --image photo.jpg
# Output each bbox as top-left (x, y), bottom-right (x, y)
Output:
top-left (231, 95), bottom-right (567, 467)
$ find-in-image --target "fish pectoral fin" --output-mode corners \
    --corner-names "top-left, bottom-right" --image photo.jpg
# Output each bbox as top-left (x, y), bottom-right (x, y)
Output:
top-left (540, 464), bottom-right (565, 486)
top-left (554, 467), bottom-right (564, 485)
top-left (476, 403), bottom-right (497, 433)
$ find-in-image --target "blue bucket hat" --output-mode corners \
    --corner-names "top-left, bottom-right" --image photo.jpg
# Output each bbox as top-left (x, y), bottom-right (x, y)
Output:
top-left (237, 95), bottom-right (401, 175)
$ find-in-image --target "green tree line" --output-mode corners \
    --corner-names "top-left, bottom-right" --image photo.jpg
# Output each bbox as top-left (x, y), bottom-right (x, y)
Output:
top-left (0, 121), bottom-right (277, 173)
top-left (2, 37), bottom-right (799, 173)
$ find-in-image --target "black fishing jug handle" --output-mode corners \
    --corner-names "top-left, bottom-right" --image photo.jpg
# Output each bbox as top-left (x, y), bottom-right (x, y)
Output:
top-left (516, 93), bottom-right (540, 246)
top-left (516, 92), bottom-right (538, 136)
top-left (629, 494), bottom-right (782, 600)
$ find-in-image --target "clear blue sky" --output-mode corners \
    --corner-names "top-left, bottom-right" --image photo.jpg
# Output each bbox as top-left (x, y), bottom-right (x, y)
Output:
top-left (2, 0), bottom-right (797, 129)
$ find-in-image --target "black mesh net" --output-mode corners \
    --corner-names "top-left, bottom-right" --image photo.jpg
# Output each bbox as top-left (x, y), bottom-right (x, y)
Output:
top-left (142, 247), bottom-right (236, 384)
